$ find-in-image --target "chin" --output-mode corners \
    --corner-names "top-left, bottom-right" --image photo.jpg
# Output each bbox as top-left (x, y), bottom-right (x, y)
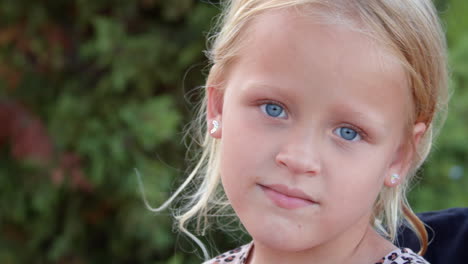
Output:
top-left (251, 226), bottom-right (322, 252)
top-left (257, 237), bottom-right (320, 252)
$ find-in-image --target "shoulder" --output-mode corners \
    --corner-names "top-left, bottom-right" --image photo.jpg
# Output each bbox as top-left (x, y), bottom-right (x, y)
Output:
top-left (376, 248), bottom-right (430, 264)
top-left (202, 243), bottom-right (253, 264)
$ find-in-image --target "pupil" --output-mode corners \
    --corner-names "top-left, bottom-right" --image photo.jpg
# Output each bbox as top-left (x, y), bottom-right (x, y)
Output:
top-left (341, 128), bottom-right (357, 140)
top-left (266, 104), bottom-right (282, 117)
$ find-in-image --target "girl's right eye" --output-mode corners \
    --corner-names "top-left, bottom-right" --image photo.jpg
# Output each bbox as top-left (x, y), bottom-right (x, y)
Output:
top-left (260, 103), bottom-right (287, 119)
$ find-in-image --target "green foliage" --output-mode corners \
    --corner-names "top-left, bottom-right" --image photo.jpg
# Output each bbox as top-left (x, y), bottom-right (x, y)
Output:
top-left (408, 0), bottom-right (468, 212)
top-left (0, 0), bottom-right (220, 263)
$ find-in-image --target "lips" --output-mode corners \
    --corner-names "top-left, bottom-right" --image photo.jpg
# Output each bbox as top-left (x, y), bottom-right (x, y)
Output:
top-left (259, 184), bottom-right (318, 209)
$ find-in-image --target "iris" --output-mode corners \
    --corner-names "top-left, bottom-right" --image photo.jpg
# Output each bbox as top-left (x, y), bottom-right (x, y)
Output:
top-left (335, 127), bottom-right (360, 141)
top-left (261, 103), bottom-right (286, 118)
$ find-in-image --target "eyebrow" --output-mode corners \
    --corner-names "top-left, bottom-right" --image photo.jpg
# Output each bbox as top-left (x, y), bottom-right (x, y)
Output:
top-left (332, 104), bottom-right (388, 134)
top-left (241, 82), bottom-right (295, 103)
top-left (242, 82), bottom-right (288, 94)
top-left (243, 82), bottom-right (388, 134)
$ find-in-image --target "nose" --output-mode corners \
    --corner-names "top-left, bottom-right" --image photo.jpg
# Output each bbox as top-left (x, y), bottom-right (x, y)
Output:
top-left (275, 132), bottom-right (321, 176)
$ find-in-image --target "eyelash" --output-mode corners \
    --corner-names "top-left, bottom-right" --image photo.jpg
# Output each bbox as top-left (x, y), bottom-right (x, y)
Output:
top-left (258, 100), bottom-right (289, 119)
top-left (334, 124), bottom-right (368, 142)
top-left (256, 99), bottom-right (369, 141)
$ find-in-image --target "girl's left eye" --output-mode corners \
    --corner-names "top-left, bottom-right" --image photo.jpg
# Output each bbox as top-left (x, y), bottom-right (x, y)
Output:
top-left (333, 127), bottom-right (362, 141)
top-left (260, 103), bottom-right (288, 118)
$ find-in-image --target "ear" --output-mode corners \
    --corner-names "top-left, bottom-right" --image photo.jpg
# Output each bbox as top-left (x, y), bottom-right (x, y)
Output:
top-left (385, 122), bottom-right (427, 187)
top-left (206, 84), bottom-right (224, 139)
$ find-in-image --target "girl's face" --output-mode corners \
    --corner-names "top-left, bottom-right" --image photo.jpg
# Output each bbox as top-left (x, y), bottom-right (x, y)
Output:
top-left (208, 9), bottom-right (423, 253)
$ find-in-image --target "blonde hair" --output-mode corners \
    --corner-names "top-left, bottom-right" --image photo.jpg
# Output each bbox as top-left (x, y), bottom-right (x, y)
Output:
top-left (154, 0), bottom-right (448, 259)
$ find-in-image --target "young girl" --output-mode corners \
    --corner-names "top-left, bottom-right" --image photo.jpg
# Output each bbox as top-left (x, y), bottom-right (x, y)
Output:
top-left (154, 0), bottom-right (449, 263)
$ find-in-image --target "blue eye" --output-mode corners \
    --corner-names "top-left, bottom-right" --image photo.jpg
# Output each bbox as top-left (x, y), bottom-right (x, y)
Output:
top-left (261, 103), bottom-right (287, 118)
top-left (334, 127), bottom-right (362, 141)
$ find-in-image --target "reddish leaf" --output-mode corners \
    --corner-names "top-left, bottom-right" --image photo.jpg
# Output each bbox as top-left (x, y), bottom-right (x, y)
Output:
top-left (0, 102), bottom-right (14, 146)
top-left (0, 101), bottom-right (53, 165)
top-left (0, 24), bottom-right (20, 46)
top-left (9, 105), bottom-right (53, 165)
top-left (0, 65), bottom-right (22, 90)
top-left (42, 23), bottom-right (71, 52)
top-left (57, 152), bottom-right (93, 192)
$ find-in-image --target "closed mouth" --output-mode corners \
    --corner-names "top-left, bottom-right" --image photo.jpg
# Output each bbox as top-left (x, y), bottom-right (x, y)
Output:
top-left (258, 183), bottom-right (318, 209)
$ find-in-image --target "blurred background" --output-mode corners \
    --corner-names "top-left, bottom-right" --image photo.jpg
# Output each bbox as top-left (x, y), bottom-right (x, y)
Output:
top-left (0, 0), bottom-right (467, 263)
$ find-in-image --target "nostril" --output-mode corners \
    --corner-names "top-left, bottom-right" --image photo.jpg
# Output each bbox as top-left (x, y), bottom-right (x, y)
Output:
top-left (275, 152), bottom-right (289, 168)
top-left (275, 149), bottom-right (320, 176)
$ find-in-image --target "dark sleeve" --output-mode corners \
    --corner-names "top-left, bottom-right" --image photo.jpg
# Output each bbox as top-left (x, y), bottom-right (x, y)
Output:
top-left (396, 207), bottom-right (468, 264)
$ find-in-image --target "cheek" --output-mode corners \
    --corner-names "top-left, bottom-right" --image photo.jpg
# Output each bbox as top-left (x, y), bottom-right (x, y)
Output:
top-left (219, 114), bottom-right (260, 199)
top-left (220, 103), bottom-right (279, 172)
top-left (219, 105), bottom-right (282, 207)
top-left (324, 153), bottom-right (389, 209)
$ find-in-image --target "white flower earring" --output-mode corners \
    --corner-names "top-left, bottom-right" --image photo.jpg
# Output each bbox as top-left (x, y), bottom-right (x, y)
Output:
top-left (210, 120), bottom-right (219, 134)
top-left (390, 173), bottom-right (400, 185)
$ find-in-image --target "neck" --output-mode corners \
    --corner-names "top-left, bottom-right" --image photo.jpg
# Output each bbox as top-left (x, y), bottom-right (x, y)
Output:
top-left (248, 223), bottom-right (395, 264)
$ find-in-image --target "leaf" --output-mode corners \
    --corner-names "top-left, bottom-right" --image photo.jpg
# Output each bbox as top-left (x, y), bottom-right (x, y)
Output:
top-left (119, 96), bottom-right (182, 151)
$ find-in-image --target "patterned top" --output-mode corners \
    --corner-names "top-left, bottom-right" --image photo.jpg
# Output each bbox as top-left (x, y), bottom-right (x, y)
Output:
top-left (203, 242), bottom-right (430, 264)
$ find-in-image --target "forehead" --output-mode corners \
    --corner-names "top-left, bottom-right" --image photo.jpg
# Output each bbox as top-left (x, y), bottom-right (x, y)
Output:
top-left (224, 7), bottom-right (412, 132)
top-left (238, 7), bottom-right (407, 85)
